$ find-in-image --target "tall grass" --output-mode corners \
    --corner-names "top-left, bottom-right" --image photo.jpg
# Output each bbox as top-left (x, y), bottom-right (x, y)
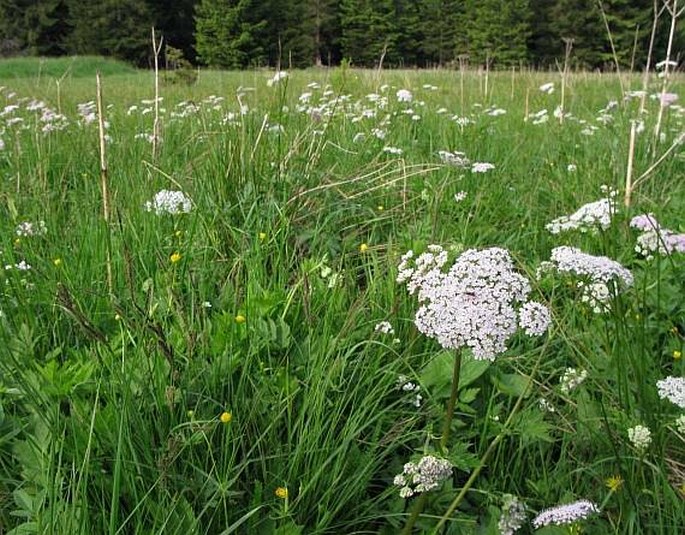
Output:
top-left (0, 59), bottom-right (683, 534)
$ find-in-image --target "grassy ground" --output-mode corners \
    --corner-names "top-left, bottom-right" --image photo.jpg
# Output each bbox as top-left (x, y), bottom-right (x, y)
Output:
top-left (0, 57), bottom-right (683, 534)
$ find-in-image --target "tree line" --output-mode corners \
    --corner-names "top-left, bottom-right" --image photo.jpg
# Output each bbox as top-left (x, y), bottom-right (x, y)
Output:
top-left (0, 0), bottom-right (681, 70)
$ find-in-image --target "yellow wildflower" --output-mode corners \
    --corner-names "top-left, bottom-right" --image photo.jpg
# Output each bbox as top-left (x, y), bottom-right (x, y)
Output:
top-left (235, 314), bottom-right (246, 324)
top-left (674, 350), bottom-right (682, 360)
top-left (275, 487), bottom-right (288, 499)
top-left (359, 243), bottom-right (369, 253)
top-left (259, 232), bottom-right (267, 241)
top-left (53, 258), bottom-right (62, 267)
top-left (170, 252), bottom-right (182, 263)
top-left (219, 411), bottom-right (232, 424)
top-left (377, 205), bottom-right (384, 211)
top-left (605, 475), bottom-right (624, 492)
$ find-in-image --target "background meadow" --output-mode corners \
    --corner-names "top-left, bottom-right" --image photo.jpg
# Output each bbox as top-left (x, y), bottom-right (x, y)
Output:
top-left (0, 57), bottom-right (683, 534)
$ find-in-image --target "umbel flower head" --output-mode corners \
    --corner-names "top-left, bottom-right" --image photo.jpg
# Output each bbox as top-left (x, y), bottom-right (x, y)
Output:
top-left (393, 455), bottom-right (452, 498)
top-left (532, 499), bottom-right (599, 528)
top-left (145, 189), bottom-right (192, 215)
top-left (398, 246), bottom-right (550, 360)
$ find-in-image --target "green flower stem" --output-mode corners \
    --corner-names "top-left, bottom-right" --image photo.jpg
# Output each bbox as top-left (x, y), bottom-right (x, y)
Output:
top-left (400, 493), bottom-right (429, 535)
top-left (400, 351), bottom-right (463, 535)
top-left (440, 350), bottom-right (463, 453)
top-left (432, 348), bottom-right (546, 534)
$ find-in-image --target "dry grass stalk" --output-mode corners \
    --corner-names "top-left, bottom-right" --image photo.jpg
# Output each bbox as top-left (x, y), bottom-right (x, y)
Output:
top-left (96, 72), bottom-right (113, 294)
top-left (151, 27), bottom-right (164, 163)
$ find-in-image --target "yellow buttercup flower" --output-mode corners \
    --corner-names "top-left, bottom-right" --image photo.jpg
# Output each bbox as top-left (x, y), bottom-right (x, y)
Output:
top-left (605, 475), bottom-right (624, 492)
top-left (219, 411), bottom-right (232, 424)
top-left (377, 205), bottom-right (384, 211)
top-left (674, 350), bottom-right (682, 360)
top-left (359, 243), bottom-right (369, 253)
top-left (170, 252), bottom-right (182, 263)
top-left (259, 232), bottom-right (267, 241)
top-left (235, 314), bottom-right (246, 324)
top-left (275, 487), bottom-right (288, 499)
top-left (175, 230), bottom-right (183, 238)
top-left (53, 258), bottom-right (62, 267)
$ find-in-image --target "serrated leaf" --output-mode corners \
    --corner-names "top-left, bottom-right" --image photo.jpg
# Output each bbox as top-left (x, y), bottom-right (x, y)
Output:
top-left (511, 410), bottom-right (553, 445)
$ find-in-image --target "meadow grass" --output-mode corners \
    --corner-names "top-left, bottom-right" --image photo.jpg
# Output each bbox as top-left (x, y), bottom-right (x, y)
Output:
top-left (0, 58), bottom-right (683, 534)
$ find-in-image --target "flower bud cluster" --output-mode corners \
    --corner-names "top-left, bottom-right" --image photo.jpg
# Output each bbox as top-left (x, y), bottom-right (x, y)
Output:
top-left (398, 246), bottom-right (550, 360)
top-left (393, 455), bottom-right (452, 498)
top-left (628, 424), bottom-right (652, 452)
top-left (656, 376), bottom-right (685, 409)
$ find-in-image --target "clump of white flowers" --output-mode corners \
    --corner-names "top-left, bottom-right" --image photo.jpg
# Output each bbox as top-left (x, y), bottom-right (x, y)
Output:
top-left (266, 71), bottom-right (288, 86)
top-left (560, 368), bottom-right (588, 394)
top-left (532, 500), bottom-right (599, 528)
top-left (675, 415), bottom-right (685, 435)
top-left (498, 494), bottom-right (527, 535)
top-left (396, 89), bottom-right (413, 102)
top-left (471, 162), bottom-right (495, 173)
top-left (546, 187), bottom-right (617, 234)
top-left (656, 376), bottom-right (685, 409)
top-left (398, 246), bottom-right (550, 360)
top-left (630, 213), bottom-right (685, 259)
top-left (396, 375), bottom-right (422, 407)
top-left (539, 82), bottom-right (555, 94)
top-left (438, 150), bottom-right (470, 168)
top-left (628, 424), bottom-right (652, 452)
top-left (15, 220), bottom-right (47, 237)
top-left (393, 455), bottom-right (452, 498)
top-left (144, 190), bottom-right (192, 215)
top-left (374, 321), bottom-right (395, 335)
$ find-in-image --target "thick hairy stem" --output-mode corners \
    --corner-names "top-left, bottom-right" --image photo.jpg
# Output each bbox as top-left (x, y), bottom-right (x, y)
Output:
top-left (440, 351), bottom-right (463, 452)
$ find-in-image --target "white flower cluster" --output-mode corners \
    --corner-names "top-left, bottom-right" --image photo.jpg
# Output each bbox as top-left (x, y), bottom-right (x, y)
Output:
top-left (675, 415), bottom-right (685, 435)
top-left (471, 162), bottom-right (495, 173)
top-left (630, 214), bottom-right (685, 259)
top-left (398, 246), bottom-right (550, 360)
top-left (396, 89), bottom-right (413, 102)
top-left (393, 455), bottom-right (452, 498)
top-left (374, 321), bottom-right (395, 335)
top-left (532, 500), bottom-right (599, 528)
top-left (577, 281), bottom-right (612, 313)
top-left (266, 71), bottom-right (288, 87)
top-left (539, 82), bottom-right (555, 94)
top-left (518, 301), bottom-right (552, 337)
top-left (15, 220), bottom-right (47, 237)
top-left (438, 150), bottom-right (470, 168)
top-left (396, 375), bottom-right (422, 407)
top-left (560, 367), bottom-right (588, 394)
top-left (656, 376), bottom-right (685, 409)
top-left (498, 494), bottom-right (527, 535)
top-left (144, 190), bottom-right (192, 215)
top-left (545, 246), bottom-right (633, 288)
top-left (546, 191), bottom-right (616, 234)
top-left (628, 424), bottom-right (652, 451)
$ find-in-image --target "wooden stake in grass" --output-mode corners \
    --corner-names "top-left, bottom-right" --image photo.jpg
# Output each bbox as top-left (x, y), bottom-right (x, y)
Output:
top-left (151, 27), bottom-right (163, 163)
top-left (96, 72), bottom-right (113, 295)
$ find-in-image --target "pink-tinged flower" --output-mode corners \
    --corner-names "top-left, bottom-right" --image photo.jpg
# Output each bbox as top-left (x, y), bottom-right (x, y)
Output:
top-left (660, 92), bottom-right (678, 107)
top-left (532, 500), bottom-right (599, 528)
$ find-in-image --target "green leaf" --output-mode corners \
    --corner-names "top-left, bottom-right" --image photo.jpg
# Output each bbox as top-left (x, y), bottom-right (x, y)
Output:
top-left (421, 351), bottom-right (490, 398)
top-left (510, 410), bottom-right (553, 445)
top-left (492, 372), bottom-right (532, 398)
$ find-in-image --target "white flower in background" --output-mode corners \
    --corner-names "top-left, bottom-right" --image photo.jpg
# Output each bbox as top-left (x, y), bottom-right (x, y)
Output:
top-left (532, 500), bottom-right (599, 528)
top-left (675, 415), bottom-right (685, 435)
top-left (656, 376), bottom-right (685, 409)
top-left (539, 82), bottom-right (555, 94)
top-left (374, 321), bottom-right (395, 335)
top-left (578, 281), bottom-right (612, 313)
top-left (659, 92), bottom-right (678, 107)
top-left (15, 220), bottom-right (47, 237)
top-left (396, 89), bottom-right (413, 102)
top-left (398, 246), bottom-right (549, 360)
top-left (393, 455), bottom-right (452, 498)
top-left (567, 164), bottom-right (577, 172)
top-left (630, 214), bottom-right (685, 258)
top-left (145, 190), bottom-right (192, 215)
top-left (518, 301), bottom-right (551, 336)
top-left (371, 128), bottom-right (386, 140)
top-left (498, 494), bottom-right (527, 535)
top-left (538, 397), bottom-right (556, 413)
top-left (471, 162), bottom-right (495, 173)
top-left (628, 424), bottom-right (652, 452)
top-left (487, 107), bottom-right (507, 116)
top-left (454, 191), bottom-right (468, 202)
top-left (382, 146), bottom-right (403, 155)
top-left (656, 59), bottom-right (678, 70)
top-left (438, 150), bottom-right (470, 168)
top-left (266, 71), bottom-right (288, 86)
top-left (560, 368), bottom-right (588, 394)
top-left (546, 190), bottom-right (617, 234)
top-left (546, 246), bottom-right (634, 288)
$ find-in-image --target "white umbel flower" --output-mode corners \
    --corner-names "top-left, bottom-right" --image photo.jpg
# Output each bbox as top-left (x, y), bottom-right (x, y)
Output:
top-left (532, 500), bottom-right (599, 528)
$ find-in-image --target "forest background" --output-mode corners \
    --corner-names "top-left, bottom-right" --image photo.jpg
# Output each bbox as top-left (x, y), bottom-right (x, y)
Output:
top-left (0, 0), bottom-right (683, 71)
